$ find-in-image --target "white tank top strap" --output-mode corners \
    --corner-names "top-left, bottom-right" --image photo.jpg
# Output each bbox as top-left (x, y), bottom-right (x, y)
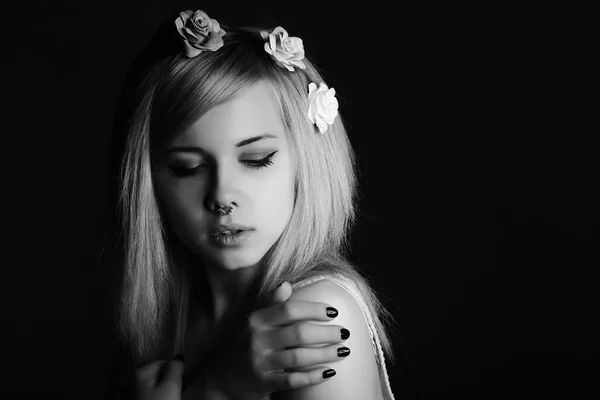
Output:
top-left (292, 274), bottom-right (396, 400)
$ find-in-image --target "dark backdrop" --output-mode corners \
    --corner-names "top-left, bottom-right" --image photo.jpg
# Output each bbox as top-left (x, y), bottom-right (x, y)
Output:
top-left (6, 1), bottom-right (598, 398)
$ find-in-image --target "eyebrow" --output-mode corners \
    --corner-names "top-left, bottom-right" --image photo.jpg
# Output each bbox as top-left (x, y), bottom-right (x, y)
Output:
top-left (235, 134), bottom-right (278, 147)
top-left (164, 134), bottom-right (278, 154)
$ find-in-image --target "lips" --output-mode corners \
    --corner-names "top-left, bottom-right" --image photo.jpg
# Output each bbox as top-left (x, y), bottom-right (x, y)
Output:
top-left (209, 223), bottom-right (253, 236)
top-left (215, 229), bottom-right (242, 235)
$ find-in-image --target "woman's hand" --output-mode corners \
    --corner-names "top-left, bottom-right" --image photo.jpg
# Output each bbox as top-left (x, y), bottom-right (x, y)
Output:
top-left (133, 356), bottom-right (186, 400)
top-left (208, 282), bottom-right (351, 400)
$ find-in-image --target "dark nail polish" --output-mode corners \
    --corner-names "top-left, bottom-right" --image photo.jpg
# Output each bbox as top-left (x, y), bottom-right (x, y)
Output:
top-left (173, 353), bottom-right (185, 362)
top-left (323, 369), bottom-right (336, 379)
top-left (341, 328), bottom-right (350, 340)
top-left (337, 347), bottom-right (350, 357)
top-left (326, 307), bottom-right (338, 318)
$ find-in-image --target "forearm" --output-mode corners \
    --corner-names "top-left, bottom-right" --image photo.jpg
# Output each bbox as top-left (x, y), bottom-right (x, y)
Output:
top-left (202, 370), bottom-right (233, 400)
top-left (203, 367), bottom-right (265, 400)
top-left (181, 370), bottom-right (227, 400)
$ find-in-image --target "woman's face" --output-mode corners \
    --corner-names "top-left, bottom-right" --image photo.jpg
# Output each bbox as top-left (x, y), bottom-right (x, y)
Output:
top-left (153, 80), bottom-right (296, 271)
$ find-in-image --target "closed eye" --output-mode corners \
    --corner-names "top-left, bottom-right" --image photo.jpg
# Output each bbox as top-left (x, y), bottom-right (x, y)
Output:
top-left (243, 150), bottom-right (278, 169)
top-left (169, 151), bottom-right (278, 177)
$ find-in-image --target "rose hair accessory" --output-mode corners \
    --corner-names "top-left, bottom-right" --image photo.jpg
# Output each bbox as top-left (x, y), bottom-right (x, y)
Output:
top-left (172, 14), bottom-right (338, 134)
top-left (307, 83), bottom-right (339, 134)
top-left (261, 27), bottom-right (306, 71)
top-left (175, 10), bottom-right (226, 58)
top-left (259, 27), bottom-right (338, 133)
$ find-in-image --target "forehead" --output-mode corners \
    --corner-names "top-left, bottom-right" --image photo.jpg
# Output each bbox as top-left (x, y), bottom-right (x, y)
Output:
top-left (173, 80), bottom-right (286, 146)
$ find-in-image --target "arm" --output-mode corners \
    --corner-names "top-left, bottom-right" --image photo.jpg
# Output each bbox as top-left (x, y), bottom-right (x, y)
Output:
top-left (183, 367), bottom-right (240, 400)
top-left (272, 279), bottom-right (384, 400)
top-left (193, 281), bottom-right (353, 400)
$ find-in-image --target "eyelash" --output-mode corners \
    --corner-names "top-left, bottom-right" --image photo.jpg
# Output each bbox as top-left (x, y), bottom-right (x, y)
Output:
top-left (170, 151), bottom-right (278, 177)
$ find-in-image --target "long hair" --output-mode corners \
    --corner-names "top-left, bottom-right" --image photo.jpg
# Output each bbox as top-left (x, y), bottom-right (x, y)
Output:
top-left (109, 18), bottom-right (398, 368)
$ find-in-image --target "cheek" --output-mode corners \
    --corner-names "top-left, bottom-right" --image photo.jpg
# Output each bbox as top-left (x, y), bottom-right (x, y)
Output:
top-left (154, 175), bottom-right (204, 230)
top-left (256, 164), bottom-right (295, 227)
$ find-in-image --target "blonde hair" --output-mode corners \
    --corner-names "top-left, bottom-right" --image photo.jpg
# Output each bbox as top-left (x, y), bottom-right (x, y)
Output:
top-left (112, 23), bottom-right (398, 367)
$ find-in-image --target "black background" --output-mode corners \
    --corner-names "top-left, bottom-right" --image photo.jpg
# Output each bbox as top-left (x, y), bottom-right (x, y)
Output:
top-left (5, 0), bottom-right (598, 398)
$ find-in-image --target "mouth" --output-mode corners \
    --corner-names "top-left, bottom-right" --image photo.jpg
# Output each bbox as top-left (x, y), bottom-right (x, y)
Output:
top-left (207, 227), bottom-right (254, 246)
top-left (208, 223), bottom-right (254, 237)
top-left (211, 229), bottom-right (245, 236)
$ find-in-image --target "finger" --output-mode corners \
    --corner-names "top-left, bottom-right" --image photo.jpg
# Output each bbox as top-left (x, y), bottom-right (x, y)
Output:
top-left (251, 300), bottom-right (338, 328)
top-left (269, 282), bottom-right (293, 305)
top-left (265, 322), bottom-right (350, 349)
top-left (161, 355), bottom-right (186, 389)
top-left (267, 344), bottom-right (350, 370)
top-left (135, 360), bottom-right (169, 387)
top-left (266, 367), bottom-right (337, 390)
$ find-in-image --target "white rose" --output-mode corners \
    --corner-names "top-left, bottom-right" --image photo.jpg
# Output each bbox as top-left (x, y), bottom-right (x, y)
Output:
top-left (307, 82), bottom-right (338, 134)
top-left (175, 10), bottom-right (226, 58)
top-left (263, 26), bottom-right (306, 71)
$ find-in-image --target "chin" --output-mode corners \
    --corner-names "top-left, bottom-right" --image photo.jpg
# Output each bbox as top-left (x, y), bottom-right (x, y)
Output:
top-left (200, 246), bottom-right (266, 271)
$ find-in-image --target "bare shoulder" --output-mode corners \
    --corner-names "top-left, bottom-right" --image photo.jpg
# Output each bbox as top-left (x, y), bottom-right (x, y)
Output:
top-left (277, 278), bottom-right (384, 400)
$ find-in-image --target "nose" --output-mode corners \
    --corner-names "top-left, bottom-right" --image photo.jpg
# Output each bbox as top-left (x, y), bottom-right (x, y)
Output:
top-left (203, 160), bottom-right (239, 212)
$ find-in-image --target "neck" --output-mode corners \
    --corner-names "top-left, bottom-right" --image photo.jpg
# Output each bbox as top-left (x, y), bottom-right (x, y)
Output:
top-left (201, 261), bottom-right (262, 323)
top-left (170, 237), bottom-right (262, 324)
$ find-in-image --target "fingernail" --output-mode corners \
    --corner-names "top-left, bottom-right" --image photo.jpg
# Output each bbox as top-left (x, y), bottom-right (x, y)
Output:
top-left (337, 347), bottom-right (350, 357)
top-left (323, 369), bottom-right (336, 379)
top-left (326, 307), bottom-right (338, 318)
top-left (173, 353), bottom-right (185, 362)
top-left (341, 328), bottom-right (350, 340)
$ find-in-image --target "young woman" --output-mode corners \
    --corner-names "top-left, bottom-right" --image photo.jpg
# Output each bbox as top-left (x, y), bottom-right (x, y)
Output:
top-left (105, 8), bottom-right (397, 400)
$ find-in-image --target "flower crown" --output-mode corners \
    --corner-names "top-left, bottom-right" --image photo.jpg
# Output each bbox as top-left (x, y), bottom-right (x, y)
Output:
top-left (174, 9), bottom-right (338, 134)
